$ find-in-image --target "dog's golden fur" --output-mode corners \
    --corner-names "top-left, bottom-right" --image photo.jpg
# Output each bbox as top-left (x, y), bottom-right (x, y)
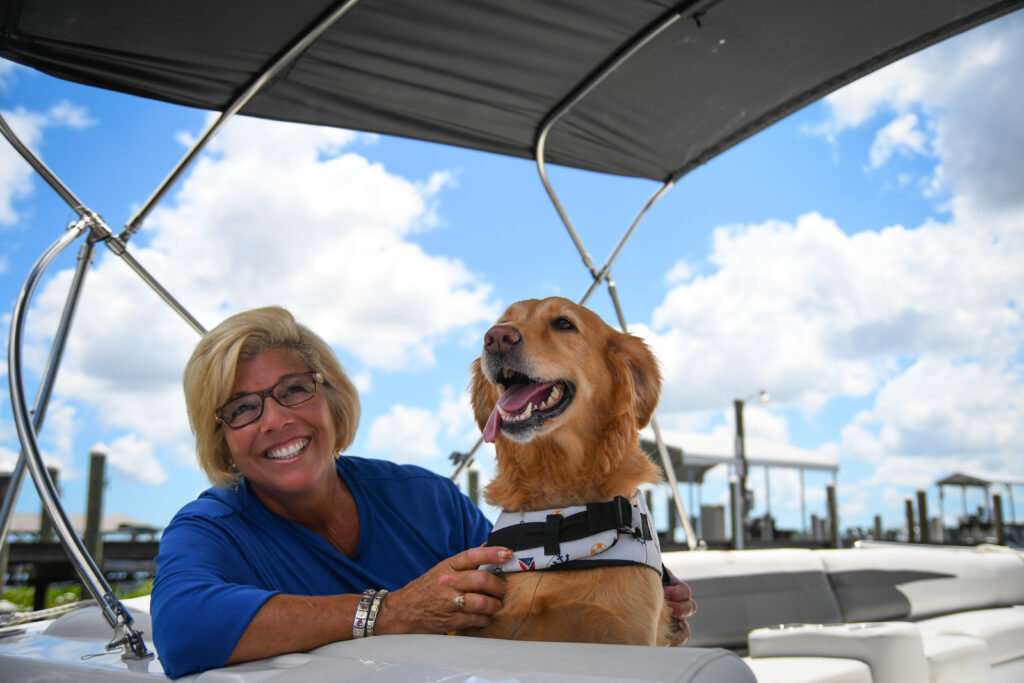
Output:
top-left (467, 297), bottom-right (671, 645)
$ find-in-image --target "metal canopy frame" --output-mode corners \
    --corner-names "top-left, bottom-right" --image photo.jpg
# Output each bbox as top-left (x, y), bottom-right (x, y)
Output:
top-left (450, 5), bottom-right (698, 550)
top-left (0, 0), bottom-right (363, 658)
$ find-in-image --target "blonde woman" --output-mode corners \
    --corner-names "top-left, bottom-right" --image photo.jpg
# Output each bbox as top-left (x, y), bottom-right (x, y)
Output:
top-left (151, 306), bottom-right (509, 678)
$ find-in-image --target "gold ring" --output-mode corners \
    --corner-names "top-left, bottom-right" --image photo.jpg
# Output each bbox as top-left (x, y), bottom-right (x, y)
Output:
top-left (453, 593), bottom-right (466, 611)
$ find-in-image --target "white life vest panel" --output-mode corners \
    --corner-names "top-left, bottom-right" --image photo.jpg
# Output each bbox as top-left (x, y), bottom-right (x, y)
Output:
top-left (482, 491), bottom-right (663, 576)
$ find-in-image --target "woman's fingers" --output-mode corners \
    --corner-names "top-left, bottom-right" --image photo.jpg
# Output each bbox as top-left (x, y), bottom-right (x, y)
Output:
top-left (437, 546), bottom-right (510, 600)
top-left (661, 577), bottom-right (696, 646)
top-left (455, 590), bottom-right (503, 616)
top-left (663, 580), bottom-right (697, 618)
top-left (438, 565), bottom-right (507, 599)
top-left (379, 548), bottom-right (510, 635)
top-left (668, 616), bottom-right (691, 645)
top-left (446, 545), bottom-right (512, 572)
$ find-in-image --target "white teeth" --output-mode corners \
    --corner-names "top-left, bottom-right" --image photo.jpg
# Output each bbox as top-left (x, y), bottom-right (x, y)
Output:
top-left (266, 439), bottom-right (309, 460)
top-left (496, 385), bottom-right (565, 425)
top-left (540, 385), bottom-right (561, 410)
top-left (497, 404), bottom-right (533, 423)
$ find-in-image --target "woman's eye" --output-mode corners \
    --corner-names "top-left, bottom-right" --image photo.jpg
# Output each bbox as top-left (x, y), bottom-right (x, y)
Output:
top-left (230, 401), bottom-right (257, 420)
top-left (282, 381), bottom-right (312, 398)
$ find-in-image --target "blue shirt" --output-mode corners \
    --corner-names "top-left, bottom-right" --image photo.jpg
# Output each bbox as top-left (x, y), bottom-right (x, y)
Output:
top-left (151, 456), bottom-right (491, 678)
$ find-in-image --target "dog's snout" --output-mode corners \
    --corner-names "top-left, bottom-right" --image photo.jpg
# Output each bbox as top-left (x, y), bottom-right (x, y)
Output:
top-left (484, 324), bottom-right (522, 354)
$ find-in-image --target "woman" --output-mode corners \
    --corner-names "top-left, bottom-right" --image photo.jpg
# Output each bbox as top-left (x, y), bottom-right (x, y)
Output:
top-left (152, 306), bottom-right (694, 678)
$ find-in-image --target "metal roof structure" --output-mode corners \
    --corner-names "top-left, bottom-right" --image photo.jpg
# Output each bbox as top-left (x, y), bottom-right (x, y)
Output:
top-left (2, 1), bottom-right (1020, 184)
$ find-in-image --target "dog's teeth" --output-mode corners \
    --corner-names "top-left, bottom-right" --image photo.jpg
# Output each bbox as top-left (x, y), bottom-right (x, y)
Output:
top-left (523, 403), bottom-right (533, 419)
top-left (542, 385), bottom-right (561, 409)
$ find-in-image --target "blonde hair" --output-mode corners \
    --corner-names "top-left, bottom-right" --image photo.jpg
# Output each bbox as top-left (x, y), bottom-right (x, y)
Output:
top-left (183, 306), bottom-right (360, 487)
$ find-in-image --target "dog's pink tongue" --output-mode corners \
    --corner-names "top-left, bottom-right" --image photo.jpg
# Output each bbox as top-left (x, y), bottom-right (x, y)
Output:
top-left (499, 382), bottom-right (554, 411)
top-left (483, 408), bottom-right (501, 443)
top-left (482, 382), bottom-right (555, 443)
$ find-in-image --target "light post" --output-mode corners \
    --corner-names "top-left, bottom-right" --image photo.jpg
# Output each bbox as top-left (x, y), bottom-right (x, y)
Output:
top-left (733, 389), bottom-right (769, 549)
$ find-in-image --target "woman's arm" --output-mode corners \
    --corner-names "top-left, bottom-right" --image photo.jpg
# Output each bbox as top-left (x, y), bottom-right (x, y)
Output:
top-left (228, 545), bottom-right (511, 664)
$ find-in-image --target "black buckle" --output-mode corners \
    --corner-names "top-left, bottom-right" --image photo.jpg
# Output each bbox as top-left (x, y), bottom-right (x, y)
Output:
top-left (614, 496), bottom-right (634, 535)
top-left (543, 514), bottom-right (563, 556)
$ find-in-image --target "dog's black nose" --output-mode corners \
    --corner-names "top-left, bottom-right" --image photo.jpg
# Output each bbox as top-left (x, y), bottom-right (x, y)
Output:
top-left (484, 325), bottom-right (522, 354)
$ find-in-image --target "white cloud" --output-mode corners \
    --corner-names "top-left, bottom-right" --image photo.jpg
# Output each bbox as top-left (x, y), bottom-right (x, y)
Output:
top-left (143, 115), bottom-right (499, 369)
top-left (814, 11), bottom-right (1024, 222)
top-left (640, 212), bottom-right (1022, 414)
top-left (99, 436), bottom-right (168, 486)
top-left (0, 107), bottom-right (43, 226)
top-left (367, 404), bottom-right (441, 461)
top-left (20, 114), bottom-right (501, 485)
top-left (842, 356), bottom-right (1022, 466)
top-left (35, 399), bottom-right (79, 478)
top-left (665, 259), bottom-right (693, 285)
top-left (0, 447), bottom-right (16, 473)
top-left (869, 113), bottom-right (928, 168)
top-left (0, 100), bottom-right (94, 226)
top-left (367, 385), bottom-right (478, 463)
top-left (810, 17), bottom-right (1012, 138)
top-left (45, 100), bottom-right (95, 129)
top-left (0, 60), bottom-right (17, 92)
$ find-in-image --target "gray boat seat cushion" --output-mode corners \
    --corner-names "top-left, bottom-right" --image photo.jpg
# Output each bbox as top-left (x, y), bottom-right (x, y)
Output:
top-left (665, 549), bottom-right (843, 648)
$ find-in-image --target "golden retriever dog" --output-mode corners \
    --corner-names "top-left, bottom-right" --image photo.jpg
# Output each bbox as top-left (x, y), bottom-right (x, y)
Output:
top-left (468, 296), bottom-right (671, 645)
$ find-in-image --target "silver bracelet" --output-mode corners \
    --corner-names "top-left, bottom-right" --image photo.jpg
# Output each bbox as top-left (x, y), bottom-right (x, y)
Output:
top-left (366, 589), bottom-right (388, 636)
top-left (352, 589), bottom-right (376, 639)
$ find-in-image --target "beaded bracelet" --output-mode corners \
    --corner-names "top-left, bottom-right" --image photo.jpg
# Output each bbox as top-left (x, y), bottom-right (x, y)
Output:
top-left (352, 588), bottom-right (376, 639)
top-left (366, 588), bottom-right (388, 636)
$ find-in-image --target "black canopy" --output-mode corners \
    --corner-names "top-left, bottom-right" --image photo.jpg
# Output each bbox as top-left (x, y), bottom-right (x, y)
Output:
top-left (3, 0), bottom-right (1021, 181)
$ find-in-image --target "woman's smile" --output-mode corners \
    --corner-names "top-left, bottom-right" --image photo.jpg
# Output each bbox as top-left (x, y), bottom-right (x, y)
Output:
top-left (265, 437), bottom-right (311, 460)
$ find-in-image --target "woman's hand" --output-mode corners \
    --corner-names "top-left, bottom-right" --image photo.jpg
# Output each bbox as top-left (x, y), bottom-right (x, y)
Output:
top-left (376, 545), bottom-right (512, 635)
top-left (663, 570), bottom-right (697, 645)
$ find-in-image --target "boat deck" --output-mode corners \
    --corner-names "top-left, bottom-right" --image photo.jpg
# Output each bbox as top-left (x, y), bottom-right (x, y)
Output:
top-left (1, 542), bottom-right (1022, 682)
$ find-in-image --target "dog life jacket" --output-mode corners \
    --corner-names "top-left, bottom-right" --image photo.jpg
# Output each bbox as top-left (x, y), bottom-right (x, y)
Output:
top-left (482, 491), bottom-right (663, 577)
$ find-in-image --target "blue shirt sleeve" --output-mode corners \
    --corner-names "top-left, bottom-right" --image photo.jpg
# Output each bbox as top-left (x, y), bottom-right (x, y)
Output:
top-left (151, 504), bottom-right (279, 678)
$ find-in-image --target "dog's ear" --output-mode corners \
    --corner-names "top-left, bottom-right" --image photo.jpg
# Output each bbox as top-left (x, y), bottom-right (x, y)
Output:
top-left (607, 332), bottom-right (662, 429)
top-left (469, 358), bottom-right (500, 430)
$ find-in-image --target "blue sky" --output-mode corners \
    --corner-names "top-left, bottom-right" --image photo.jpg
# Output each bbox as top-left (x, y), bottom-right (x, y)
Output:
top-left (2, 11), bottom-right (1022, 539)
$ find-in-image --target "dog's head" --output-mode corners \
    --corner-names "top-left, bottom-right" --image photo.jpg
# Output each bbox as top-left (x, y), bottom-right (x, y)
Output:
top-left (470, 297), bottom-right (660, 449)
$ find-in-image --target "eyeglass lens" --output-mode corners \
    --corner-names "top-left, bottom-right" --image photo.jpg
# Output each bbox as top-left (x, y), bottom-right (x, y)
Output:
top-left (217, 372), bottom-right (319, 428)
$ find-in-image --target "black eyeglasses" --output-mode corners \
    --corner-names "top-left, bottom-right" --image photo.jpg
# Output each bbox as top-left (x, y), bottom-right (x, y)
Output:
top-left (215, 371), bottom-right (323, 429)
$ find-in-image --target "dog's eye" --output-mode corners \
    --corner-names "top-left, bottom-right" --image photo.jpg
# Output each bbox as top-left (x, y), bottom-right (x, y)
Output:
top-left (551, 317), bottom-right (576, 331)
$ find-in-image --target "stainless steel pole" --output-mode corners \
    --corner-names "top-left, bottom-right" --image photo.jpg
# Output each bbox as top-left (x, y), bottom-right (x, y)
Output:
top-left (8, 225), bottom-right (152, 660)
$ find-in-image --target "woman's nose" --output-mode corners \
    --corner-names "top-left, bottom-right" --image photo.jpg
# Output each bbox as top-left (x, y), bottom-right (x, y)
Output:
top-left (259, 395), bottom-right (293, 429)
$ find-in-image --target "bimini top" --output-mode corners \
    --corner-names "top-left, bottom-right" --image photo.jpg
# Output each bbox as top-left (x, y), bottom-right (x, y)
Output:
top-left (2, 0), bottom-right (1021, 182)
